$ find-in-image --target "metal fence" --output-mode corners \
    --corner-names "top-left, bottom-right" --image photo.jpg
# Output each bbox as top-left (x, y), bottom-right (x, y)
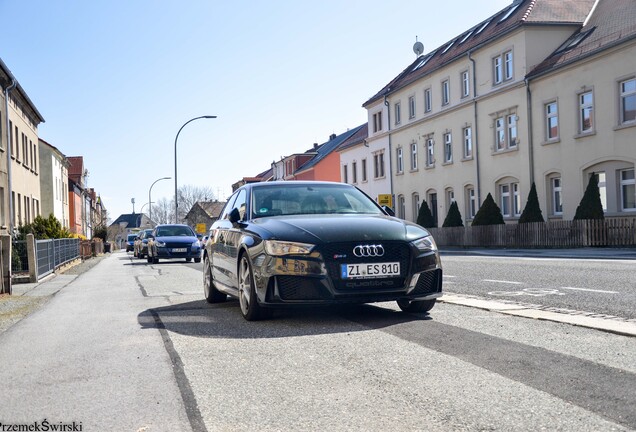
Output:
top-left (11, 240), bottom-right (29, 273)
top-left (36, 238), bottom-right (81, 278)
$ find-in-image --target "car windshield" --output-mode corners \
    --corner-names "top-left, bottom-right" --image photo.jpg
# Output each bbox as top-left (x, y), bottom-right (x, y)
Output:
top-left (127, 235), bottom-right (136, 241)
top-left (155, 226), bottom-right (194, 237)
top-left (251, 184), bottom-right (383, 218)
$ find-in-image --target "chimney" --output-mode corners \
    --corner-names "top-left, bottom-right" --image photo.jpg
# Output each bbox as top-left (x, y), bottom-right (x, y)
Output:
top-left (313, 143), bottom-right (319, 150)
top-left (329, 133), bottom-right (336, 141)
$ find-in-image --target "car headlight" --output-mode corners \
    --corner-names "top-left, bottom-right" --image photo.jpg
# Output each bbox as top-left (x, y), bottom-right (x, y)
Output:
top-left (156, 240), bottom-right (166, 247)
top-left (192, 241), bottom-right (200, 248)
top-left (412, 235), bottom-right (438, 252)
top-left (264, 240), bottom-right (315, 256)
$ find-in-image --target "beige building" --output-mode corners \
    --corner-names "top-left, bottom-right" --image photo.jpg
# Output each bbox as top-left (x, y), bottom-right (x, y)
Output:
top-left (38, 139), bottom-right (70, 228)
top-left (362, 0), bottom-right (634, 225)
top-left (1, 58), bottom-right (45, 233)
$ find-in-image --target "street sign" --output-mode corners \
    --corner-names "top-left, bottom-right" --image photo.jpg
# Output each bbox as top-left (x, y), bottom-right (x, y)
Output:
top-left (378, 194), bottom-right (393, 207)
top-left (195, 223), bottom-right (207, 234)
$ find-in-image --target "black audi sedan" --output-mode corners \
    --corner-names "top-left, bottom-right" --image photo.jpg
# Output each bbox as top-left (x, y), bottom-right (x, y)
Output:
top-left (203, 181), bottom-right (442, 320)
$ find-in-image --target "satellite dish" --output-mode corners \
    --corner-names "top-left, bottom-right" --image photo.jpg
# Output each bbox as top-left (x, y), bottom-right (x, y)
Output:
top-left (413, 41), bottom-right (424, 56)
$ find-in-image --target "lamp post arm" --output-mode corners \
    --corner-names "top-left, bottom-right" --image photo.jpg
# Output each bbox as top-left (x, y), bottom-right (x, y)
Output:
top-left (174, 115), bottom-right (216, 223)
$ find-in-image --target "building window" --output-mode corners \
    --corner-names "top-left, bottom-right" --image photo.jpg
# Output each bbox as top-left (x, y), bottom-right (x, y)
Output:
top-left (410, 142), bottom-right (418, 171)
top-left (412, 193), bottom-right (420, 221)
top-left (372, 112), bottom-right (383, 133)
top-left (552, 177), bottom-right (563, 215)
top-left (620, 78), bottom-right (636, 124)
top-left (579, 91), bottom-right (594, 133)
top-left (463, 127), bottom-right (472, 158)
top-left (545, 101), bottom-right (559, 140)
top-left (494, 114), bottom-right (517, 151)
top-left (443, 132), bottom-right (452, 163)
top-left (500, 184), bottom-right (511, 217)
top-left (441, 79), bottom-right (450, 106)
top-left (513, 183), bottom-right (521, 216)
top-left (508, 115), bottom-right (518, 148)
top-left (361, 158), bottom-right (367, 182)
top-left (397, 195), bottom-right (406, 219)
top-left (352, 161), bottom-right (357, 184)
top-left (621, 169), bottom-right (635, 211)
top-left (466, 187), bottom-right (476, 219)
top-left (424, 88), bottom-right (432, 113)
top-left (426, 138), bottom-right (434, 167)
top-left (493, 50), bottom-right (513, 85)
top-left (461, 71), bottom-right (470, 98)
top-left (396, 148), bottom-right (403, 174)
top-left (446, 189), bottom-right (455, 211)
top-left (409, 96), bottom-right (416, 119)
top-left (498, 180), bottom-right (520, 218)
top-left (504, 51), bottom-right (513, 80)
top-left (343, 164), bottom-right (349, 183)
top-left (373, 152), bottom-right (385, 179)
top-left (14, 125), bottom-right (19, 161)
top-left (428, 192), bottom-right (438, 227)
top-left (597, 172), bottom-right (607, 211)
top-left (394, 102), bottom-right (401, 125)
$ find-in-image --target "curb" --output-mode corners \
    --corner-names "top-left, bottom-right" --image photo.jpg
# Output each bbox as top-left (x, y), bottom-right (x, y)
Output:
top-left (440, 293), bottom-right (636, 337)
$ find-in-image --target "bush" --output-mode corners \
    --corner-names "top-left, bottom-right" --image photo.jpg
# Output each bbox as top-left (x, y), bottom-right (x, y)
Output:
top-left (17, 214), bottom-right (72, 240)
top-left (518, 182), bottom-right (544, 223)
top-left (93, 225), bottom-right (108, 241)
top-left (416, 201), bottom-right (436, 228)
top-left (471, 193), bottom-right (505, 226)
top-left (574, 173), bottom-right (604, 220)
top-left (442, 201), bottom-right (464, 227)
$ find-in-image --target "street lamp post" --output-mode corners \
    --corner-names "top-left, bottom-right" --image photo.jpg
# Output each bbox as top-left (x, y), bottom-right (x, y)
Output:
top-left (174, 115), bottom-right (216, 223)
top-left (149, 176), bottom-right (171, 227)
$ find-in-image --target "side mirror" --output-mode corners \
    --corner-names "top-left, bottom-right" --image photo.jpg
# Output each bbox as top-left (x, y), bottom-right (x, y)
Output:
top-left (229, 207), bottom-right (241, 224)
top-left (382, 206), bottom-right (395, 217)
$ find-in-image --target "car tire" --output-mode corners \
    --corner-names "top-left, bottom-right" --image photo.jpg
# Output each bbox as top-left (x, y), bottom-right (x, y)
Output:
top-left (186, 257), bottom-right (192, 262)
top-left (204, 255), bottom-right (227, 303)
top-left (194, 257), bottom-right (201, 263)
top-left (139, 253), bottom-right (145, 259)
top-left (397, 298), bottom-right (436, 313)
top-left (153, 257), bottom-right (159, 264)
top-left (237, 254), bottom-right (269, 321)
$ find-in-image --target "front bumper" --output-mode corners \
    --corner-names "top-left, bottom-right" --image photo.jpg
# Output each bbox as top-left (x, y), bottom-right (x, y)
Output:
top-left (250, 242), bottom-right (442, 307)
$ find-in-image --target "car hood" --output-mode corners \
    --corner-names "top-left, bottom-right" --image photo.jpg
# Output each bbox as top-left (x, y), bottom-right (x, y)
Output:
top-left (155, 236), bottom-right (198, 244)
top-left (251, 214), bottom-right (430, 244)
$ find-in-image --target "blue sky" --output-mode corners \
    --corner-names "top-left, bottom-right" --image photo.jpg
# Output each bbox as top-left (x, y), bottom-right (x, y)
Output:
top-left (1, 0), bottom-right (511, 221)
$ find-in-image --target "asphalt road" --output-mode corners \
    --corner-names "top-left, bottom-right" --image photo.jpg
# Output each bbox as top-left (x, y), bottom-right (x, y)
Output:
top-left (0, 251), bottom-right (634, 432)
top-left (441, 255), bottom-right (636, 320)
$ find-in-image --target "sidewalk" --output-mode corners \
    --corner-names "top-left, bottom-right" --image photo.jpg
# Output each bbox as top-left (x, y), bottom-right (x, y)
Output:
top-left (0, 253), bottom-right (108, 334)
top-left (440, 246), bottom-right (636, 260)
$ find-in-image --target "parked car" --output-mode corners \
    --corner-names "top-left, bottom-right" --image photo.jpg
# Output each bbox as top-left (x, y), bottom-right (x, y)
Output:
top-left (135, 229), bottom-right (154, 259)
top-left (126, 234), bottom-right (137, 252)
top-left (203, 181), bottom-right (443, 321)
top-left (146, 224), bottom-right (202, 264)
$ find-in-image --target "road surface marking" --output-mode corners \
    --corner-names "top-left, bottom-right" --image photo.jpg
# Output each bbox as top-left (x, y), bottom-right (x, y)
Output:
top-left (561, 286), bottom-right (619, 294)
top-left (484, 279), bottom-right (523, 285)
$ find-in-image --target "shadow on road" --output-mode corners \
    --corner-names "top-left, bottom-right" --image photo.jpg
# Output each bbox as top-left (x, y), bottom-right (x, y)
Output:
top-left (138, 299), bottom-right (432, 339)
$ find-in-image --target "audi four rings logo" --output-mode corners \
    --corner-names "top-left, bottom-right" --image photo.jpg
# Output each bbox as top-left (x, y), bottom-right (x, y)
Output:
top-left (353, 244), bottom-right (385, 257)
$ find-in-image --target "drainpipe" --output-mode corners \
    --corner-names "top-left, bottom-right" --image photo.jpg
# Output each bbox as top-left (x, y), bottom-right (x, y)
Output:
top-left (384, 95), bottom-right (394, 209)
top-left (4, 79), bottom-right (17, 236)
top-left (468, 51), bottom-right (481, 206)
top-left (525, 78), bottom-right (535, 185)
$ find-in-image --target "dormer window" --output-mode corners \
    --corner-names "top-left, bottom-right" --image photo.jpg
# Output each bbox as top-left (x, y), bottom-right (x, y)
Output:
top-left (499, 4), bottom-right (520, 22)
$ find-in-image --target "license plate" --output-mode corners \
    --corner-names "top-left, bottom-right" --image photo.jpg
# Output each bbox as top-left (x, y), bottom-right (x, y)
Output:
top-left (341, 262), bottom-right (400, 279)
top-left (171, 248), bottom-right (187, 253)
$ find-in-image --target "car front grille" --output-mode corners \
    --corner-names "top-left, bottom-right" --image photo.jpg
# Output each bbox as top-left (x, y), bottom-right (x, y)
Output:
top-left (277, 276), bottom-right (329, 300)
top-left (318, 241), bottom-right (411, 291)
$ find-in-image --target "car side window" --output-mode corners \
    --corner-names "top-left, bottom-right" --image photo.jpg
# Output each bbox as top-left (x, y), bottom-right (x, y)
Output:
top-left (220, 192), bottom-right (239, 220)
top-left (233, 190), bottom-right (247, 221)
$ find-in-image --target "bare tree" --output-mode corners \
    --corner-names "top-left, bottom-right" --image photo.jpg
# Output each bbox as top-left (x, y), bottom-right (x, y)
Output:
top-left (151, 197), bottom-right (173, 225)
top-left (176, 184), bottom-right (216, 223)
